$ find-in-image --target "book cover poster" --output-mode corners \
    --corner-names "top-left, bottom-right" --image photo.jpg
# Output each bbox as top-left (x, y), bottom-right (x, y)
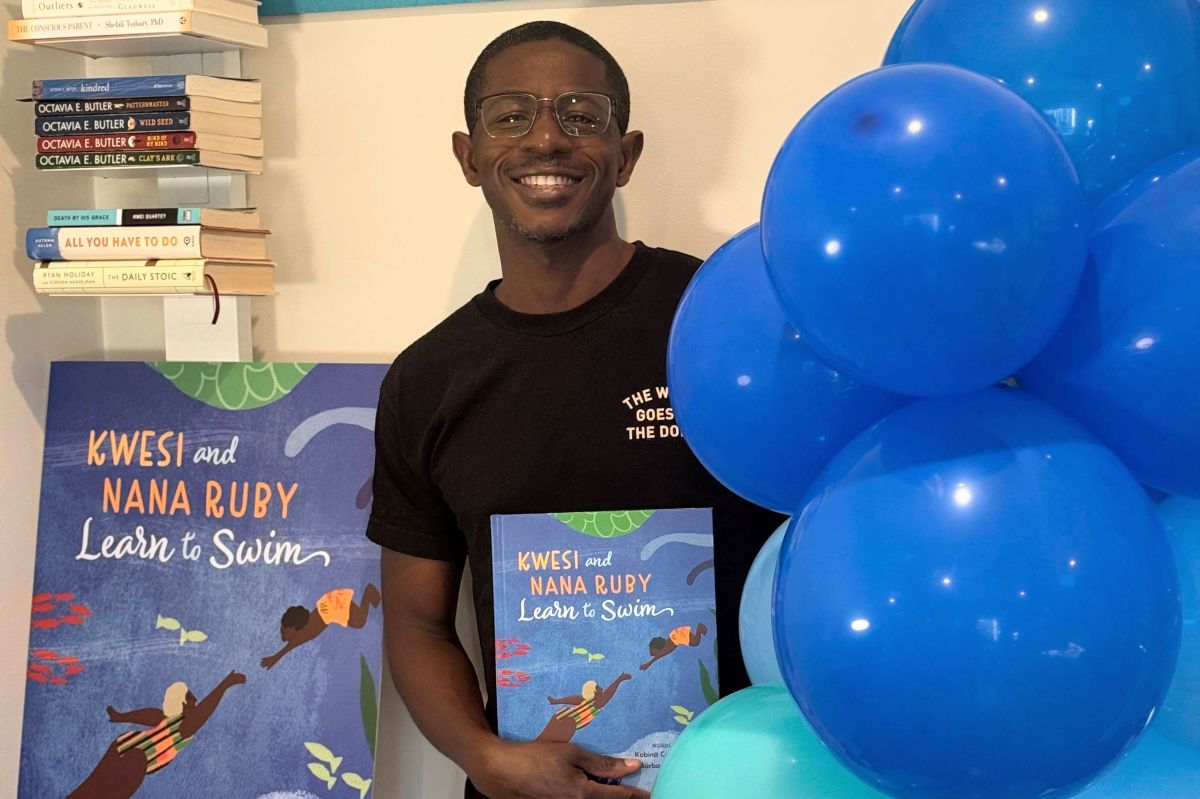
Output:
top-left (491, 508), bottom-right (717, 791)
top-left (19, 361), bottom-right (387, 799)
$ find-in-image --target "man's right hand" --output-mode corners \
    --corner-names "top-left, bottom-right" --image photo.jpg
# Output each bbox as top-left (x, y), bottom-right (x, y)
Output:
top-left (467, 739), bottom-right (650, 799)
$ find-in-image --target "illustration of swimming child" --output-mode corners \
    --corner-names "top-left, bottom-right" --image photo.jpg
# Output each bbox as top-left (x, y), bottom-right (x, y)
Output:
top-left (536, 673), bottom-right (632, 743)
top-left (639, 623), bottom-right (708, 671)
top-left (261, 583), bottom-right (381, 670)
top-left (67, 670), bottom-right (245, 799)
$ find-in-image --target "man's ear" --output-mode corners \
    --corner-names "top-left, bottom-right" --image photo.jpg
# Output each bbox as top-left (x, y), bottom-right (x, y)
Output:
top-left (451, 131), bottom-right (481, 187)
top-left (615, 129), bottom-right (644, 188)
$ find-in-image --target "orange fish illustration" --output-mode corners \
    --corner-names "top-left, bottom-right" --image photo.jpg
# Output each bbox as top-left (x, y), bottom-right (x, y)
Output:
top-left (31, 619), bottom-right (59, 629)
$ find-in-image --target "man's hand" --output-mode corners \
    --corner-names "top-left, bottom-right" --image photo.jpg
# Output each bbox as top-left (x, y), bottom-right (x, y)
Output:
top-left (468, 739), bottom-right (649, 799)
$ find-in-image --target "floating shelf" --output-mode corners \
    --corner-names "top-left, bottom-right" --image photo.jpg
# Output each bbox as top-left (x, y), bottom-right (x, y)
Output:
top-left (13, 31), bottom-right (263, 59)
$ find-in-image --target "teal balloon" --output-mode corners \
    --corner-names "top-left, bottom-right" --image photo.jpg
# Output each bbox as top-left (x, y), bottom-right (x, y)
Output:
top-left (738, 521), bottom-right (787, 685)
top-left (654, 684), bottom-right (890, 799)
top-left (1155, 496), bottom-right (1200, 748)
top-left (1074, 732), bottom-right (1200, 798)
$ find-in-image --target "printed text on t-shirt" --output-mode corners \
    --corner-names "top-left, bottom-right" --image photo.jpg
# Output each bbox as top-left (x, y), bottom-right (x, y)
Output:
top-left (621, 386), bottom-right (681, 441)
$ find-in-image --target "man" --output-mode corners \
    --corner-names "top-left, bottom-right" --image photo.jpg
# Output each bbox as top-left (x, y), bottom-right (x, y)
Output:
top-left (367, 21), bottom-right (780, 799)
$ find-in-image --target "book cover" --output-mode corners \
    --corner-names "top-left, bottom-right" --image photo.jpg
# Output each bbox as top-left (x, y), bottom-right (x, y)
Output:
top-left (27, 225), bottom-right (266, 261)
top-left (491, 508), bottom-right (718, 792)
top-left (19, 361), bottom-right (386, 798)
top-left (33, 97), bottom-right (191, 115)
top-left (38, 132), bottom-right (199, 153)
top-left (31, 74), bottom-right (259, 101)
top-left (37, 112), bottom-right (195, 136)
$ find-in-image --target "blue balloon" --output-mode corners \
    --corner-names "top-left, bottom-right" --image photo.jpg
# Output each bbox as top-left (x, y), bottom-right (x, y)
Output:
top-left (654, 684), bottom-right (892, 799)
top-left (669, 225), bottom-right (905, 511)
top-left (885, 0), bottom-right (1200, 207)
top-left (761, 64), bottom-right (1088, 397)
top-left (774, 388), bottom-right (1181, 799)
top-left (1019, 151), bottom-right (1200, 497)
top-left (738, 520), bottom-right (787, 685)
top-left (1154, 496), bottom-right (1200, 749)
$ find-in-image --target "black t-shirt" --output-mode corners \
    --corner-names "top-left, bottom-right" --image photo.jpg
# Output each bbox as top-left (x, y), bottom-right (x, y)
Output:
top-left (367, 241), bottom-right (783, 731)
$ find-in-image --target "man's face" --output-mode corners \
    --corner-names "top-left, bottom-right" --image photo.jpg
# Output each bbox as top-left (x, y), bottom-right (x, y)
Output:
top-left (453, 39), bottom-right (642, 243)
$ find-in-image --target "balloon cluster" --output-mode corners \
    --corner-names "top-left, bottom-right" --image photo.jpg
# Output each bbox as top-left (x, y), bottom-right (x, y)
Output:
top-left (659, 2), bottom-right (1200, 798)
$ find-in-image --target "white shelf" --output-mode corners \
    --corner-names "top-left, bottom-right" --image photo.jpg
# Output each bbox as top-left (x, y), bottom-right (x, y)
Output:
top-left (15, 31), bottom-right (264, 59)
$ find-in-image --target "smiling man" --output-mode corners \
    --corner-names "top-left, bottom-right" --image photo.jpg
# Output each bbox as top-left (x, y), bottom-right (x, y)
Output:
top-left (367, 21), bottom-right (780, 799)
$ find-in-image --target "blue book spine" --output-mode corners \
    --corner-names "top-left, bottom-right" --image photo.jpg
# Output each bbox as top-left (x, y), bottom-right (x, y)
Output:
top-left (26, 228), bottom-right (63, 261)
top-left (491, 508), bottom-right (717, 793)
top-left (36, 112), bottom-right (190, 136)
top-left (47, 210), bottom-right (119, 226)
top-left (32, 76), bottom-right (188, 100)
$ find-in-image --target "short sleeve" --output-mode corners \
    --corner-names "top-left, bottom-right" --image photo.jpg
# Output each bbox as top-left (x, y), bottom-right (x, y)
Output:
top-left (365, 360), bottom-right (466, 560)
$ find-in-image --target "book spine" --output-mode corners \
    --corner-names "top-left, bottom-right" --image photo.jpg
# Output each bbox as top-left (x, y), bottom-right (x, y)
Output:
top-left (47, 210), bottom-right (121, 226)
top-left (38, 132), bottom-right (198, 153)
top-left (27, 226), bottom-right (203, 260)
top-left (34, 97), bottom-right (190, 116)
top-left (21, 0), bottom-right (198, 19)
top-left (36, 112), bottom-right (192, 136)
top-left (31, 75), bottom-right (186, 101)
top-left (33, 263), bottom-right (206, 292)
top-left (47, 208), bottom-right (207, 226)
top-left (11, 14), bottom-right (192, 43)
top-left (36, 150), bottom-right (201, 169)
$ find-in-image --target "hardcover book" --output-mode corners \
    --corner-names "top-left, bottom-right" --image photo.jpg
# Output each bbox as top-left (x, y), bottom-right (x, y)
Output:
top-left (491, 508), bottom-right (718, 792)
top-left (19, 361), bottom-right (387, 798)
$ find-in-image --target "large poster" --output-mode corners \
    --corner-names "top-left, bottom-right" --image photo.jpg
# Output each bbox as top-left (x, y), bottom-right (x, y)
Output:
top-left (260, 0), bottom-right (503, 18)
top-left (19, 361), bottom-right (388, 799)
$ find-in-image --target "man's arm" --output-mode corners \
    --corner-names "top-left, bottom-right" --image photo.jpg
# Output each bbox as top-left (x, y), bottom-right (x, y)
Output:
top-left (382, 549), bottom-right (648, 799)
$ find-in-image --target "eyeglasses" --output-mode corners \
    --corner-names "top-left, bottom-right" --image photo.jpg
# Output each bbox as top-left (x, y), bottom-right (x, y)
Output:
top-left (477, 92), bottom-right (614, 138)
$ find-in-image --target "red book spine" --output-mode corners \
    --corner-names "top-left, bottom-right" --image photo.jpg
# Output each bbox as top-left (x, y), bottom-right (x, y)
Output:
top-left (37, 131), bottom-right (198, 153)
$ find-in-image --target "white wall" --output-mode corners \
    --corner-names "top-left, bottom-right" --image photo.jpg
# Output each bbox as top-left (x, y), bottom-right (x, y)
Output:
top-left (0, 1), bottom-right (912, 796)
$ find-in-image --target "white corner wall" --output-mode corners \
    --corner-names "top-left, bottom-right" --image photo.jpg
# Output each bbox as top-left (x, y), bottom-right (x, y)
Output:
top-left (2, 1), bottom-right (912, 797)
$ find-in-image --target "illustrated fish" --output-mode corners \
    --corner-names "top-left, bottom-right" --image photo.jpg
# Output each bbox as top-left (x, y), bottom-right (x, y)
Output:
top-left (64, 665), bottom-right (86, 676)
top-left (31, 619), bottom-right (59, 629)
top-left (31, 649), bottom-right (58, 660)
top-left (571, 647), bottom-right (588, 656)
top-left (27, 663), bottom-right (52, 674)
top-left (59, 616), bottom-right (84, 625)
top-left (54, 593), bottom-right (74, 602)
top-left (55, 656), bottom-right (80, 665)
top-left (49, 677), bottom-right (67, 686)
top-left (31, 603), bottom-right (55, 614)
top-left (26, 671), bottom-right (48, 684)
top-left (31, 593), bottom-right (52, 604)
top-left (304, 742), bottom-right (343, 774)
top-left (155, 615), bottom-right (181, 631)
top-left (180, 629), bottom-right (208, 645)
top-left (307, 762), bottom-right (336, 790)
top-left (342, 771), bottom-right (373, 799)
top-left (68, 604), bottom-right (92, 617)
top-left (587, 653), bottom-right (605, 662)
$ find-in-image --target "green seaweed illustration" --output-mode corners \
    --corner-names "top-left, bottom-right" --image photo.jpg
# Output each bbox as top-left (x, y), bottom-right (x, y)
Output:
top-left (360, 654), bottom-right (378, 755)
top-left (551, 510), bottom-right (655, 538)
top-left (148, 362), bottom-right (314, 410)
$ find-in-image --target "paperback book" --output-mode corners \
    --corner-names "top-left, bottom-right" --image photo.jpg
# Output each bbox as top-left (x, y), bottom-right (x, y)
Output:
top-left (491, 508), bottom-right (718, 792)
top-left (48, 207), bottom-right (261, 228)
top-left (31, 74), bottom-right (261, 102)
top-left (32, 259), bottom-right (274, 294)
top-left (20, 361), bottom-right (387, 798)
top-left (36, 111), bottom-right (261, 138)
top-left (36, 149), bottom-right (262, 172)
top-left (27, 224), bottom-right (268, 261)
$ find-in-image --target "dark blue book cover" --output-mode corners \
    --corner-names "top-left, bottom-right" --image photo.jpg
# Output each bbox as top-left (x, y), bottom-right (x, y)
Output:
top-left (19, 361), bottom-right (386, 799)
top-left (491, 509), bottom-right (718, 792)
top-left (34, 76), bottom-right (196, 99)
top-left (36, 112), bottom-right (192, 136)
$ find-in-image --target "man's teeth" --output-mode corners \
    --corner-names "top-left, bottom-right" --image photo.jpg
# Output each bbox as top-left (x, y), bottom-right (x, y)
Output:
top-left (519, 175), bottom-right (577, 187)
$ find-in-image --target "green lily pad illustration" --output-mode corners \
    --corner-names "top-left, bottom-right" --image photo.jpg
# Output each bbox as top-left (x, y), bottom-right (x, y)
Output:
top-left (551, 510), bottom-right (655, 538)
top-left (148, 362), bottom-right (314, 410)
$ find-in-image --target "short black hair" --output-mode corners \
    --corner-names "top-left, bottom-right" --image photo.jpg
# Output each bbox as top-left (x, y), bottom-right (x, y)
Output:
top-left (281, 605), bottom-right (310, 630)
top-left (463, 21), bottom-right (631, 136)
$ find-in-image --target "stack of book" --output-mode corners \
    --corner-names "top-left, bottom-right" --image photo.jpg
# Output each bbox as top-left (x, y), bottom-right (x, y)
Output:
top-left (7, 0), bottom-right (266, 58)
top-left (28, 206), bottom-right (275, 296)
top-left (28, 74), bottom-right (263, 174)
